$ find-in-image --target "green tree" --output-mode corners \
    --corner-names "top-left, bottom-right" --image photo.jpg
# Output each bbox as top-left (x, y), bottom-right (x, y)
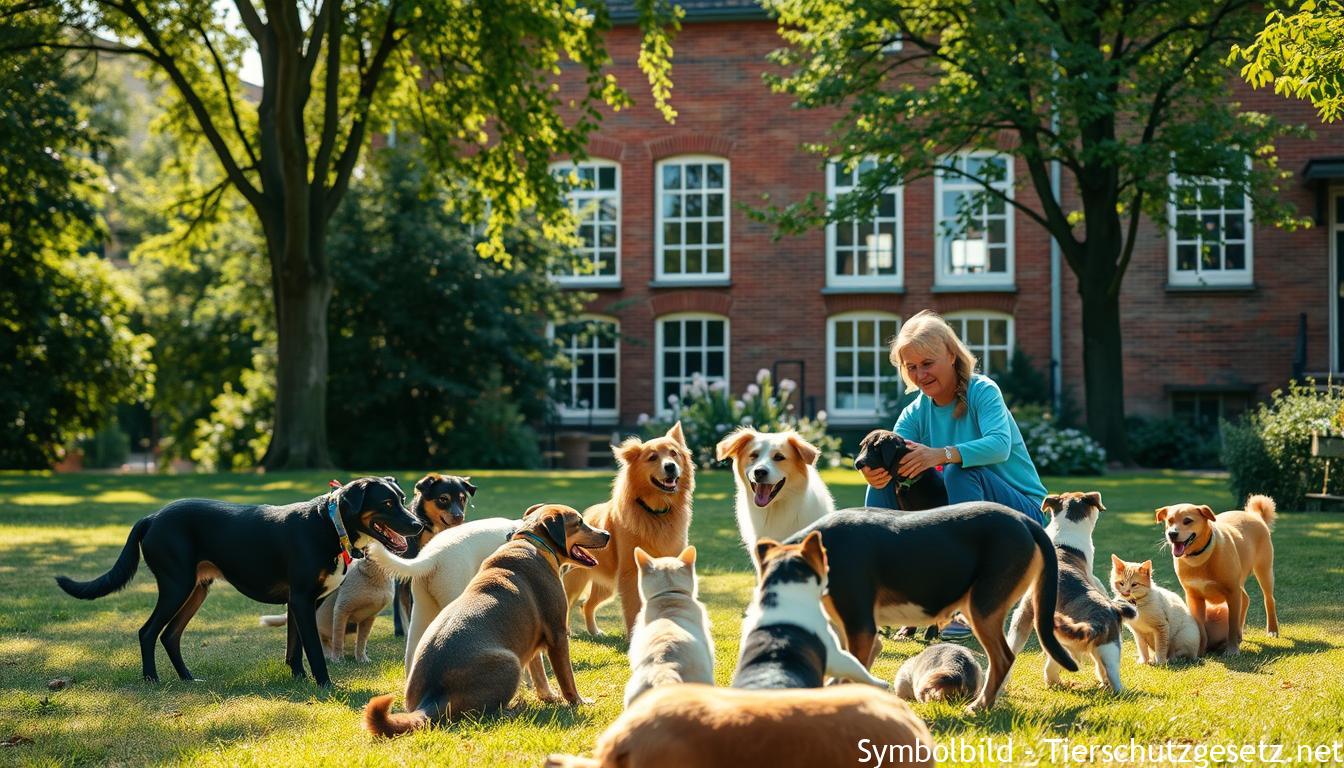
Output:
top-left (764, 0), bottom-right (1307, 461)
top-left (0, 8), bottom-right (153, 467)
top-left (324, 146), bottom-right (585, 468)
top-left (1233, 0), bottom-right (1344, 122)
top-left (18, 0), bottom-right (677, 469)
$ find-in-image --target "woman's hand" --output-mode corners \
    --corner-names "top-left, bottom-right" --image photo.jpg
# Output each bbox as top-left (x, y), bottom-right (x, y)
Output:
top-left (897, 442), bottom-right (947, 478)
top-left (859, 465), bottom-right (891, 490)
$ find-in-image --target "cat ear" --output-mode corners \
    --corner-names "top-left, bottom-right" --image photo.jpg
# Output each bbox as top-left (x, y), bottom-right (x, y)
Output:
top-left (1110, 554), bottom-right (1124, 571)
top-left (1139, 560), bottom-right (1152, 574)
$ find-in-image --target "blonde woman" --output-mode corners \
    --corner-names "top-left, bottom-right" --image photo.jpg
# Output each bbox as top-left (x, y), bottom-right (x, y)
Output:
top-left (859, 310), bottom-right (1048, 524)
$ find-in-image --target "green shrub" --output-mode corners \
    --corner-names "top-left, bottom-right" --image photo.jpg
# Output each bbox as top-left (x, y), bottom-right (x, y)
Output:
top-left (1221, 379), bottom-right (1344, 509)
top-left (992, 348), bottom-right (1051, 408)
top-left (190, 352), bottom-right (273, 472)
top-left (438, 370), bottom-right (542, 469)
top-left (80, 422), bottom-right (131, 470)
top-left (1126, 416), bottom-right (1222, 469)
top-left (1014, 405), bottom-right (1107, 476)
top-left (640, 369), bottom-right (841, 469)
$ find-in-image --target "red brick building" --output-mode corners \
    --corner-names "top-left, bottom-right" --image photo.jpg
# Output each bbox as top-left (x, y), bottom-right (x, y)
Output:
top-left (547, 2), bottom-right (1342, 442)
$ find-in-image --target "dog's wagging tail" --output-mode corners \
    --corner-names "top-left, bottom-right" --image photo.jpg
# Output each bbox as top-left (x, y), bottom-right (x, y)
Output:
top-left (55, 517), bottom-right (152, 600)
top-left (1028, 521), bottom-right (1080, 673)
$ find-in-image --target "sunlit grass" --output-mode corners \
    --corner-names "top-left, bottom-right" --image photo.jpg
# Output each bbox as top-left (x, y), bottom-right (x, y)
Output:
top-left (0, 469), bottom-right (1340, 766)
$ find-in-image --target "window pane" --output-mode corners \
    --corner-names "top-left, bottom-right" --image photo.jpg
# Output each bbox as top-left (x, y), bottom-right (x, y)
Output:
top-left (856, 321), bottom-right (875, 347)
top-left (966, 319), bottom-right (985, 346)
top-left (1177, 244), bottom-right (1197, 271)
top-left (598, 383), bottom-right (616, 408)
top-left (1226, 214), bottom-right (1245, 240)
top-left (706, 249), bottom-right (724, 273)
top-left (988, 350), bottom-right (1008, 374)
top-left (1225, 243), bottom-right (1245, 270)
top-left (686, 194), bottom-right (703, 217)
top-left (686, 223), bottom-right (703, 245)
top-left (664, 321), bottom-right (680, 346)
top-left (664, 222), bottom-right (681, 245)
top-left (662, 165), bottom-right (681, 189)
top-left (1201, 213), bottom-right (1221, 243)
top-left (707, 352), bottom-right (724, 377)
top-left (707, 194), bottom-right (724, 217)
top-left (663, 248), bottom-right (680, 274)
top-left (836, 321), bottom-right (854, 346)
top-left (663, 195), bottom-right (681, 218)
top-left (598, 354), bottom-right (616, 378)
top-left (989, 319), bottom-right (1008, 345)
top-left (686, 321), bottom-right (702, 346)
top-left (598, 166), bottom-right (616, 190)
top-left (836, 351), bottom-right (854, 376)
top-left (707, 321), bottom-right (724, 345)
top-left (663, 351), bottom-right (680, 377)
top-left (686, 249), bottom-right (703, 273)
top-left (707, 163), bottom-right (724, 189)
top-left (686, 164), bottom-right (702, 190)
top-left (878, 193), bottom-right (896, 218)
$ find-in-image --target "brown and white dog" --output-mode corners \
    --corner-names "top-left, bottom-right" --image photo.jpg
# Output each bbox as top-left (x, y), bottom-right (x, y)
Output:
top-left (564, 422), bottom-right (695, 636)
top-left (716, 427), bottom-right (834, 549)
top-left (544, 683), bottom-right (935, 768)
top-left (1155, 494), bottom-right (1278, 655)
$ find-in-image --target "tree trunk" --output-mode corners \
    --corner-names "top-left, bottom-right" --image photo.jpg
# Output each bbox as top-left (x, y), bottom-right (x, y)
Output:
top-left (262, 270), bottom-right (334, 471)
top-left (1078, 277), bottom-right (1131, 465)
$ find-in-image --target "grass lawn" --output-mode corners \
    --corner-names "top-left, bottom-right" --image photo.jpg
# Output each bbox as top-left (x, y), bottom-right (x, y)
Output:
top-left (1, 468), bottom-right (1342, 767)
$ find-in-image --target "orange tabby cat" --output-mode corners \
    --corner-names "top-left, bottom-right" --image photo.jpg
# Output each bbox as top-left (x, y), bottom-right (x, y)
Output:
top-left (1110, 555), bottom-right (1201, 663)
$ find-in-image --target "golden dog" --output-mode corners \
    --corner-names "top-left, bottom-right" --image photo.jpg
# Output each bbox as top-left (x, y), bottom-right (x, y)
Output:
top-left (564, 422), bottom-right (695, 636)
top-left (1155, 494), bottom-right (1278, 655)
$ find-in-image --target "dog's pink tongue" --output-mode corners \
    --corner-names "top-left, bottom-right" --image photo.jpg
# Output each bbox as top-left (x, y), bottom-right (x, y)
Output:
top-left (1172, 539), bottom-right (1187, 557)
top-left (753, 483), bottom-right (773, 507)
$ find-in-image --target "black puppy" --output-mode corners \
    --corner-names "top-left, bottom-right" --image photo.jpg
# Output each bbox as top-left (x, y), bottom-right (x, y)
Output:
top-left (854, 428), bottom-right (950, 640)
top-left (56, 476), bottom-right (421, 686)
top-left (786, 503), bottom-right (1076, 711)
top-left (392, 473), bottom-right (478, 637)
top-left (854, 429), bottom-right (949, 511)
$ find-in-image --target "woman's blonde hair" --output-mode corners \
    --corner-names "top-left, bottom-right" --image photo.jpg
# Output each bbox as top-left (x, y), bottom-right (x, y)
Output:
top-left (890, 310), bottom-right (978, 419)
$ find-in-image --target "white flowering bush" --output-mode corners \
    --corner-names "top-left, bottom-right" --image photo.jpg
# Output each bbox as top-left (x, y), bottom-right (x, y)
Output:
top-left (1014, 406), bottom-right (1107, 476)
top-left (640, 369), bottom-right (842, 469)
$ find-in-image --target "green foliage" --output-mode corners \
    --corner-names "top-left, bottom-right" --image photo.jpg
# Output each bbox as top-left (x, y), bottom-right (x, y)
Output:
top-left (80, 422), bottom-right (131, 470)
top-left (325, 147), bottom-right (583, 468)
top-left (991, 348), bottom-right (1051, 409)
top-left (1014, 404), bottom-right (1108, 476)
top-left (190, 351), bottom-right (274, 472)
top-left (641, 370), bottom-right (841, 469)
top-left (1126, 416), bottom-right (1222, 470)
top-left (1221, 379), bottom-right (1344, 508)
top-left (1233, 0), bottom-right (1344, 122)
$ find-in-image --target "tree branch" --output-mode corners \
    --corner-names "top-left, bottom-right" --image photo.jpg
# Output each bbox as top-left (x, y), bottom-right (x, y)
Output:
top-left (193, 17), bottom-right (259, 168)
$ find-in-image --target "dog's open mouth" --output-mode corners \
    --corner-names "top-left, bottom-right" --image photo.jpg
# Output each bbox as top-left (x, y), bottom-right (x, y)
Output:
top-left (1171, 533), bottom-right (1196, 557)
top-left (650, 475), bottom-right (679, 493)
top-left (750, 478), bottom-right (785, 507)
top-left (373, 521), bottom-right (410, 555)
top-left (569, 544), bottom-right (598, 567)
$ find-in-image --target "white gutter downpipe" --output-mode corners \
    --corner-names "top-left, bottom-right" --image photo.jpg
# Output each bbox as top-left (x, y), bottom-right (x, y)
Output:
top-left (1049, 49), bottom-right (1063, 414)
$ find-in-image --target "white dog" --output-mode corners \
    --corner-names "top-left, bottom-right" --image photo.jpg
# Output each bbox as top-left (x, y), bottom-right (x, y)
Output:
top-left (365, 516), bottom-right (517, 671)
top-left (715, 427), bottom-right (834, 548)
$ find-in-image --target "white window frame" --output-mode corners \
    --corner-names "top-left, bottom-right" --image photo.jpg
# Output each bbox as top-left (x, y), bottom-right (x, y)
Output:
top-left (826, 312), bottom-right (903, 425)
top-left (549, 316), bottom-right (621, 424)
top-left (826, 158), bottom-right (904, 289)
top-left (655, 155), bottom-right (731, 283)
top-left (550, 159), bottom-right (621, 286)
top-left (1166, 170), bottom-right (1254, 287)
top-left (654, 313), bottom-right (730, 415)
top-left (945, 310), bottom-right (1015, 376)
top-left (934, 151), bottom-right (1015, 288)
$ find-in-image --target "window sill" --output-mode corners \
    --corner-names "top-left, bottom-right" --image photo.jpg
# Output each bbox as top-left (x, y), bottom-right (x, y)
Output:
top-left (1165, 282), bottom-right (1257, 294)
top-left (930, 284), bottom-right (1017, 294)
top-left (821, 286), bottom-right (905, 295)
top-left (555, 279), bottom-right (622, 291)
top-left (556, 414), bottom-right (621, 427)
top-left (649, 279), bottom-right (733, 289)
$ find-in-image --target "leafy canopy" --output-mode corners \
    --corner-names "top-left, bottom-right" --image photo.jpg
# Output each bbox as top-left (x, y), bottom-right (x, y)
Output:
top-left (1232, 0), bottom-right (1344, 123)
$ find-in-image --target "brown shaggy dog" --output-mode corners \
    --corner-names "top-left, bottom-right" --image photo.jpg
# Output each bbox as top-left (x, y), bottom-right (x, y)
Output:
top-left (544, 683), bottom-right (934, 768)
top-left (564, 422), bottom-right (695, 636)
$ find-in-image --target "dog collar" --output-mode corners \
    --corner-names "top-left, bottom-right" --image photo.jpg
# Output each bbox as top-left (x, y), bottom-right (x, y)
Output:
top-left (636, 497), bottom-right (672, 516)
top-left (896, 473), bottom-right (922, 490)
top-left (514, 530), bottom-right (563, 570)
top-left (1184, 533), bottom-right (1213, 559)
top-left (326, 480), bottom-right (363, 565)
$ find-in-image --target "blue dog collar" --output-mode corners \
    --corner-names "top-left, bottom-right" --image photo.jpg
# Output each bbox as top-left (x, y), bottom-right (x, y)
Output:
top-left (326, 481), bottom-right (359, 565)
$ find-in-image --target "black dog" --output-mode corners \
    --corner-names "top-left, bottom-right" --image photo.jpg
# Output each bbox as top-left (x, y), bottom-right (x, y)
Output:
top-left (854, 428), bottom-right (950, 640)
top-left (786, 503), bottom-right (1077, 711)
top-left (55, 476), bottom-right (421, 686)
top-left (854, 429), bottom-right (949, 511)
top-left (392, 473), bottom-right (478, 637)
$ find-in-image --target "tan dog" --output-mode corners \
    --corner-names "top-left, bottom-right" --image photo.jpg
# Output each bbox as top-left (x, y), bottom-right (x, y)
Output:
top-left (565, 422), bottom-right (695, 636)
top-left (624, 546), bottom-right (714, 708)
top-left (258, 557), bottom-right (394, 662)
top-left (363, 504), bottom-right (610, 735)
top-left (1156, 494), bottom-right (1278, 655)
top-left (544, 683), bottom-right (934, 768)
top-left (715, 427), bottom-right (834, 547)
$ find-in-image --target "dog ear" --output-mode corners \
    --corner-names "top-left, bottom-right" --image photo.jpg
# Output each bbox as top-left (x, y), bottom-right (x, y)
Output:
top-left (522, 503), bottom-right (547, 519)
top-left (382, 476), bottom-right (407, 503)
top-left (753, 538), bottom-right (779, 570)
top-left (337, 479), bottom-right (369, 515)
top-left (541, 511), bottom-right (568, 554)
top-left (715, 428), bottom-right (755, 462)
top-left (800, 530), bottom-right (828, 576)
top-left (1041, 495), bottom-right (1063, 516)
top-left (462, 477), bottom-right (477, 496)
top-left (878, 434), bottom-right (904, 473)
top-left (633, 547), bottom-right (653, 569)
top-left (678, 545), bottom-right (697, 566)
top-left (1154, 506), bottom-right (1169, 523)
top-left (1085, 491), bottom-right (1106, 511)
top-left (613, 436), bottom-right (644, 466)
top-left (786, 433), bottom-right (820, 467)
top-left (1197, 505), bottom-right (1216, 522)
top-left (666, 420), bottom-right (687, 447)
top-left (1110, 553), bottom-right (1125, 572)
top-left (415, 474), bottom-right (439, 494)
